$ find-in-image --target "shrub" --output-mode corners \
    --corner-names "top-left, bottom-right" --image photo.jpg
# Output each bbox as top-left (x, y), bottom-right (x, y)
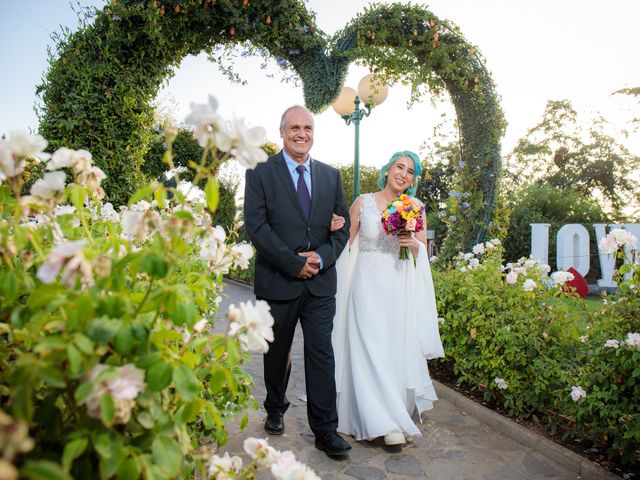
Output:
top-left (0, 98), bottom-right (309, 478)
top-left (433, 233), bottom-right (640, 464)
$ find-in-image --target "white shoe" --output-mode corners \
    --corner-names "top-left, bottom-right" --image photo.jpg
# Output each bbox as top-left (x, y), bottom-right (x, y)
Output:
top-left (384, 430), bottom-right (405, 445)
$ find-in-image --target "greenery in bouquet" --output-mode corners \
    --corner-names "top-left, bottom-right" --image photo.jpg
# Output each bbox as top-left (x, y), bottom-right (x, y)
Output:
top-left (0, 98), bottom-right (322, 479)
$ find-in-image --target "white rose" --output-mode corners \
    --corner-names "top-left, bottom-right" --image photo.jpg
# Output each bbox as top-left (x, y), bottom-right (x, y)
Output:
top-left (570, 386), bottom-right (586, 402)
top-left (30, 171), bottom-right (67, 200)
top-left (505, 271), bottom-right (518, 284)
top-left (472, 243), bottom-right (485, 255)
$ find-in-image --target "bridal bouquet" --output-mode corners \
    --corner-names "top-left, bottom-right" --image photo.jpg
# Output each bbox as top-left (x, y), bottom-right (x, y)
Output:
top-left (380, 193), bottom-right (425, 260)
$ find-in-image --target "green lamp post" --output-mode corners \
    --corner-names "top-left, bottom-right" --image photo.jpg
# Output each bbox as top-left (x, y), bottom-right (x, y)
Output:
top-left (332, 74), bottom-right (389, 199)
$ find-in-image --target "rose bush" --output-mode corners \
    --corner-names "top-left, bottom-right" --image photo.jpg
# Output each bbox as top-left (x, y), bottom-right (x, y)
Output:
top-left (0, 99), bottom-right (319, 479)
top-left (434, 233), bottom-right (639, 465)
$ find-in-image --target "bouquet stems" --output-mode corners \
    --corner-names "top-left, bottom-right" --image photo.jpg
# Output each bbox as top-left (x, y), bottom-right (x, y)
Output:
top-left (399, 246), bottom-right (409, 260)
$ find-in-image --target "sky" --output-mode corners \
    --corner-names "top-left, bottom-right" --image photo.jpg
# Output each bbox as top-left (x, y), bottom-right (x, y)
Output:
top-left (1, 0), bottom-right (639, 170)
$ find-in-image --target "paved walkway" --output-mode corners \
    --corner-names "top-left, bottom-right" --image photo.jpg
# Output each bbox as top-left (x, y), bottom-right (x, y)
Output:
top-left (215, 280), bottom-right (617, 480)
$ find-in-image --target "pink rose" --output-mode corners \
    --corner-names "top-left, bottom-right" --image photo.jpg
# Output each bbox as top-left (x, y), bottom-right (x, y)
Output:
top-left (406, 218), bottom-right (417, 231)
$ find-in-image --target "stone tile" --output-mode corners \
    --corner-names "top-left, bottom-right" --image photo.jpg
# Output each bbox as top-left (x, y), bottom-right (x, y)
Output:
top-left (522, 453), bottom-right (561, 477)
top-left (345, 466), bottom-right (388, 480)
top-left (441, 414), bottom-right (469, 427)
top-left (384, 455), bottom-right (424, 476)
top-left (482, 466), bottom-right (529, 480)
top-left (420, 449), bottom-right (465, 461)
top-left (422, 462), bottom-right (464, 480)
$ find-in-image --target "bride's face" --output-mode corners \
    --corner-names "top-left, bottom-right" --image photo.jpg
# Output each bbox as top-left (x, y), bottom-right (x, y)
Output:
top-left (385, 156), bottom-right (415, 194)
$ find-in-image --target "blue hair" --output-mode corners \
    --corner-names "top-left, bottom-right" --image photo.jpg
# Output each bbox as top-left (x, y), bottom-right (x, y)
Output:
top-left (376, 150), bottom-right (422, 196)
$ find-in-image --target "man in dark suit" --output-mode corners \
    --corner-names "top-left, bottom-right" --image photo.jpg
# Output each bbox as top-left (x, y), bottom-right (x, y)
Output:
top-left (244, 105), bottom-right (351, 457)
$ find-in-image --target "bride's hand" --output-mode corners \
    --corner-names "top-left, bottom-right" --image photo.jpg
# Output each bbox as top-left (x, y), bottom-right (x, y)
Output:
top-left (330, 214), bottom-right (345, 232)
top-left (397, 231), bottom-right (420, 256)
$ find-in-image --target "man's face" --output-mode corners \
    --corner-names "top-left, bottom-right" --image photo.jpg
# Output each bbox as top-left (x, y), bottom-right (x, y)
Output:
top-left (280, 108), bottom-right (314, 163)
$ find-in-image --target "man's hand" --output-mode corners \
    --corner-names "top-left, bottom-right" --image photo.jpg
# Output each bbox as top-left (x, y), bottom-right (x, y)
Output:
top-left (330, 213), bottom-right (345, 232)
top-left (297, 251), bottom-right (320, 279)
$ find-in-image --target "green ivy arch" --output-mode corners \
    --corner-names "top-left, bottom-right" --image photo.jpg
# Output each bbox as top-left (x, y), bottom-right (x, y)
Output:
top-left (38, 0), bottom-right (504, 257)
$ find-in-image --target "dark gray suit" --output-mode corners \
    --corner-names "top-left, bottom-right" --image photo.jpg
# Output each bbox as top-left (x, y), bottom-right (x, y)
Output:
top-left (244, 150), bottom-right (349, 435)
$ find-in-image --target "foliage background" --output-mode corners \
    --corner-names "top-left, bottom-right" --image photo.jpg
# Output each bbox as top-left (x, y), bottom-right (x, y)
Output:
top-left (37, 0), bottom-right (504, 259)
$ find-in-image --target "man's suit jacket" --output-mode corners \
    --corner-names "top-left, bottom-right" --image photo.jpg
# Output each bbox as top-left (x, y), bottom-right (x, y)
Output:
top-left (244, 151), bottom-right (350, 301)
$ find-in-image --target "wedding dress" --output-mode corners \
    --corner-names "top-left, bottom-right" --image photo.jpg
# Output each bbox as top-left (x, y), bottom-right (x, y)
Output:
top-left (333, 193), bottom-right (444, 441)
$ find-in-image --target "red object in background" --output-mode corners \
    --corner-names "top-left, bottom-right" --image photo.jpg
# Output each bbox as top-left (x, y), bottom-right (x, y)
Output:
top-left (564, 266), bottom-right (589, 298)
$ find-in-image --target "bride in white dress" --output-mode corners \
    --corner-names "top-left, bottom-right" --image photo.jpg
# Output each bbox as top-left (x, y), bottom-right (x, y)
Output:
top-left (332, 151), bottom-right (444, 446)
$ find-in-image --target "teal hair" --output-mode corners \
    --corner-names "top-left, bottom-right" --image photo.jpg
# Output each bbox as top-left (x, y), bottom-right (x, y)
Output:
top-left (376, 150), bottom-right (422, 196)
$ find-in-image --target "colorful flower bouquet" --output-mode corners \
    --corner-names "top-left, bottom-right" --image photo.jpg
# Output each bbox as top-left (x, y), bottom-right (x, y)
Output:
top-left (380, 193), bottom-right (425, 260)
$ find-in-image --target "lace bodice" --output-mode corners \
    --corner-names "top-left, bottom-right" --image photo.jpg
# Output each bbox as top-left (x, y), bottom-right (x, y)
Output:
top-left (358, 193), bottom-right (398, 255)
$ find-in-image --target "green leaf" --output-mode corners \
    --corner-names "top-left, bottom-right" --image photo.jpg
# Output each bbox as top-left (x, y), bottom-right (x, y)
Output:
top-left (68, 185), bottom-right (87, 210)
top-left (205, 177), bottom-right (219, 213)
top-left (136, 352), bottom-right (163, 368)
top-left (74, 334), bottom-right (94, 355)
top-left (93, 432), bottom-right (127, 479)
top-left (12, 384), bottom-right (34, 421)
top-left (66, 344), bottom-right (83, 378)
top-left (173, 363), bottom-right (200, 401)
top-left (114, 324), bottom-right (134, 354)
top-left (128, 183), bottom-right (157, 206)
top-left (2, 271), bottom-right (18, 303)
top-left (152, 436), bottom-right (182, 478)
top-left (208, 365), bottom-right (227, 394)
top-left (116, 457), bottom-right (142, 480)
top-left (240, 413), bottom-right (249, 431)
top-left (177, 398), bottom-right (202, 423)
top-left (147, 361), bottom-right (173, 392)
top-left (62, 437), bottom-right (89, 473)
top-left (173, 300), bottom-right (197, 328)
top-left (87, 317), bottom-right (121, 343)
top-left (38, 366), bottom-right (66, 388)
top-left (136, 411), bottom-right (155, 429)
top-left (140, 253), bottom-right (168, 279)
top-left (21, 460), bottom-right (73, 480)
top-left (92, 432), bottom-right (112, 459)
top-left (74, 381), bottom-right (93, 405)
top-left (100, 393), bottom-right (115, 427)
top-left (154, 186), bottom-right (167, 210)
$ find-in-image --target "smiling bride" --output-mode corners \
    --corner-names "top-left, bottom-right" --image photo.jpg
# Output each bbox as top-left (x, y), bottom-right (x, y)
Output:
top-left (331, 150), bottom-right (444, 446)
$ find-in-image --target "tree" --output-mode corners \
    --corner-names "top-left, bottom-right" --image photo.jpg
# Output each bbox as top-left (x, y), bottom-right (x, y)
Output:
top-left (506, 100), bottom-right (640, 217)
top-left (503, 184), bottom-right (606, 280)
top-left (337, 165), bottom-right (381, 207)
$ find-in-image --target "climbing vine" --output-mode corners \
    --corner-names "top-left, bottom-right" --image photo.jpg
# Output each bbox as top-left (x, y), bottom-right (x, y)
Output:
top-left (37, 0), bottom-right (504, 256)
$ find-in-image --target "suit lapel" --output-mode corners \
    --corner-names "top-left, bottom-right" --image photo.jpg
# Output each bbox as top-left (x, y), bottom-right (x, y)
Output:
top-left (273, 152), bottom-right (307, 221)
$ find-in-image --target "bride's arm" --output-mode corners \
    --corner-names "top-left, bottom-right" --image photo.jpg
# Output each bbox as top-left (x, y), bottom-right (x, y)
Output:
top-left (347, 196), bottom-right (364, 246)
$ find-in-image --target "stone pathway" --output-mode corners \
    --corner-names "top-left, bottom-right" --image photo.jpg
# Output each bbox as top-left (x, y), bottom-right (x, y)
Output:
top-left (215, 280), bottom-right (611, 480)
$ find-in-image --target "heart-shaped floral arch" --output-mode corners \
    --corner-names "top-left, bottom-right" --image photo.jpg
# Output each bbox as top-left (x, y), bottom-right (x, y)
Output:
top-left (38, 0), bottom-right (504, 256)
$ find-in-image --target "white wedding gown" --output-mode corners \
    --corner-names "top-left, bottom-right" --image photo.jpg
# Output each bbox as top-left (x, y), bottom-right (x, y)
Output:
top-left (333, 193), bottom-right (444, 441)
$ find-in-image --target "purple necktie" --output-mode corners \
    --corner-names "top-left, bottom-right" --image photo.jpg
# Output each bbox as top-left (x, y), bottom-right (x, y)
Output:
top-left (296, 164), bottom-right (311, 219)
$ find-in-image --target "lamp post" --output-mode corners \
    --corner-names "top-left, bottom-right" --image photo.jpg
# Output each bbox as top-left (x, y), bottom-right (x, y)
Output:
top-left (332, 74), bottom-right (389, 199)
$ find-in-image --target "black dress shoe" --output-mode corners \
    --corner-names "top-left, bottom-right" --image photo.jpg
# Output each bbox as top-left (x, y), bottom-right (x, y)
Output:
top-left (314, 432), bottom-right (352, 456)
top-left (264, 412), bottom-right (284, 435)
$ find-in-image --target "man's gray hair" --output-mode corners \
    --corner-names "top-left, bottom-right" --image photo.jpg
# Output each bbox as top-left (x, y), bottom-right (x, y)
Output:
top-left (280, 105), bottom-right (312, 130)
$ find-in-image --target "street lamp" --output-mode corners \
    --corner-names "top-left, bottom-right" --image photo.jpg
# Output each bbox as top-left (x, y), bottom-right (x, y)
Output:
top-left (332, 73), bottom-right (389, 198)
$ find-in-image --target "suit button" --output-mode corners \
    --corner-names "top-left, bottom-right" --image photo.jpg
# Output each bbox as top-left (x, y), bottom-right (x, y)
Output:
top-left (306, 227), bottom-right (311, 232)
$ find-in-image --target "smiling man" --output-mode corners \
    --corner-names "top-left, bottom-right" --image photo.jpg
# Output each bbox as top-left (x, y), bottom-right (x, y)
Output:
top-left (244, 105), bottom-right (352, 458)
